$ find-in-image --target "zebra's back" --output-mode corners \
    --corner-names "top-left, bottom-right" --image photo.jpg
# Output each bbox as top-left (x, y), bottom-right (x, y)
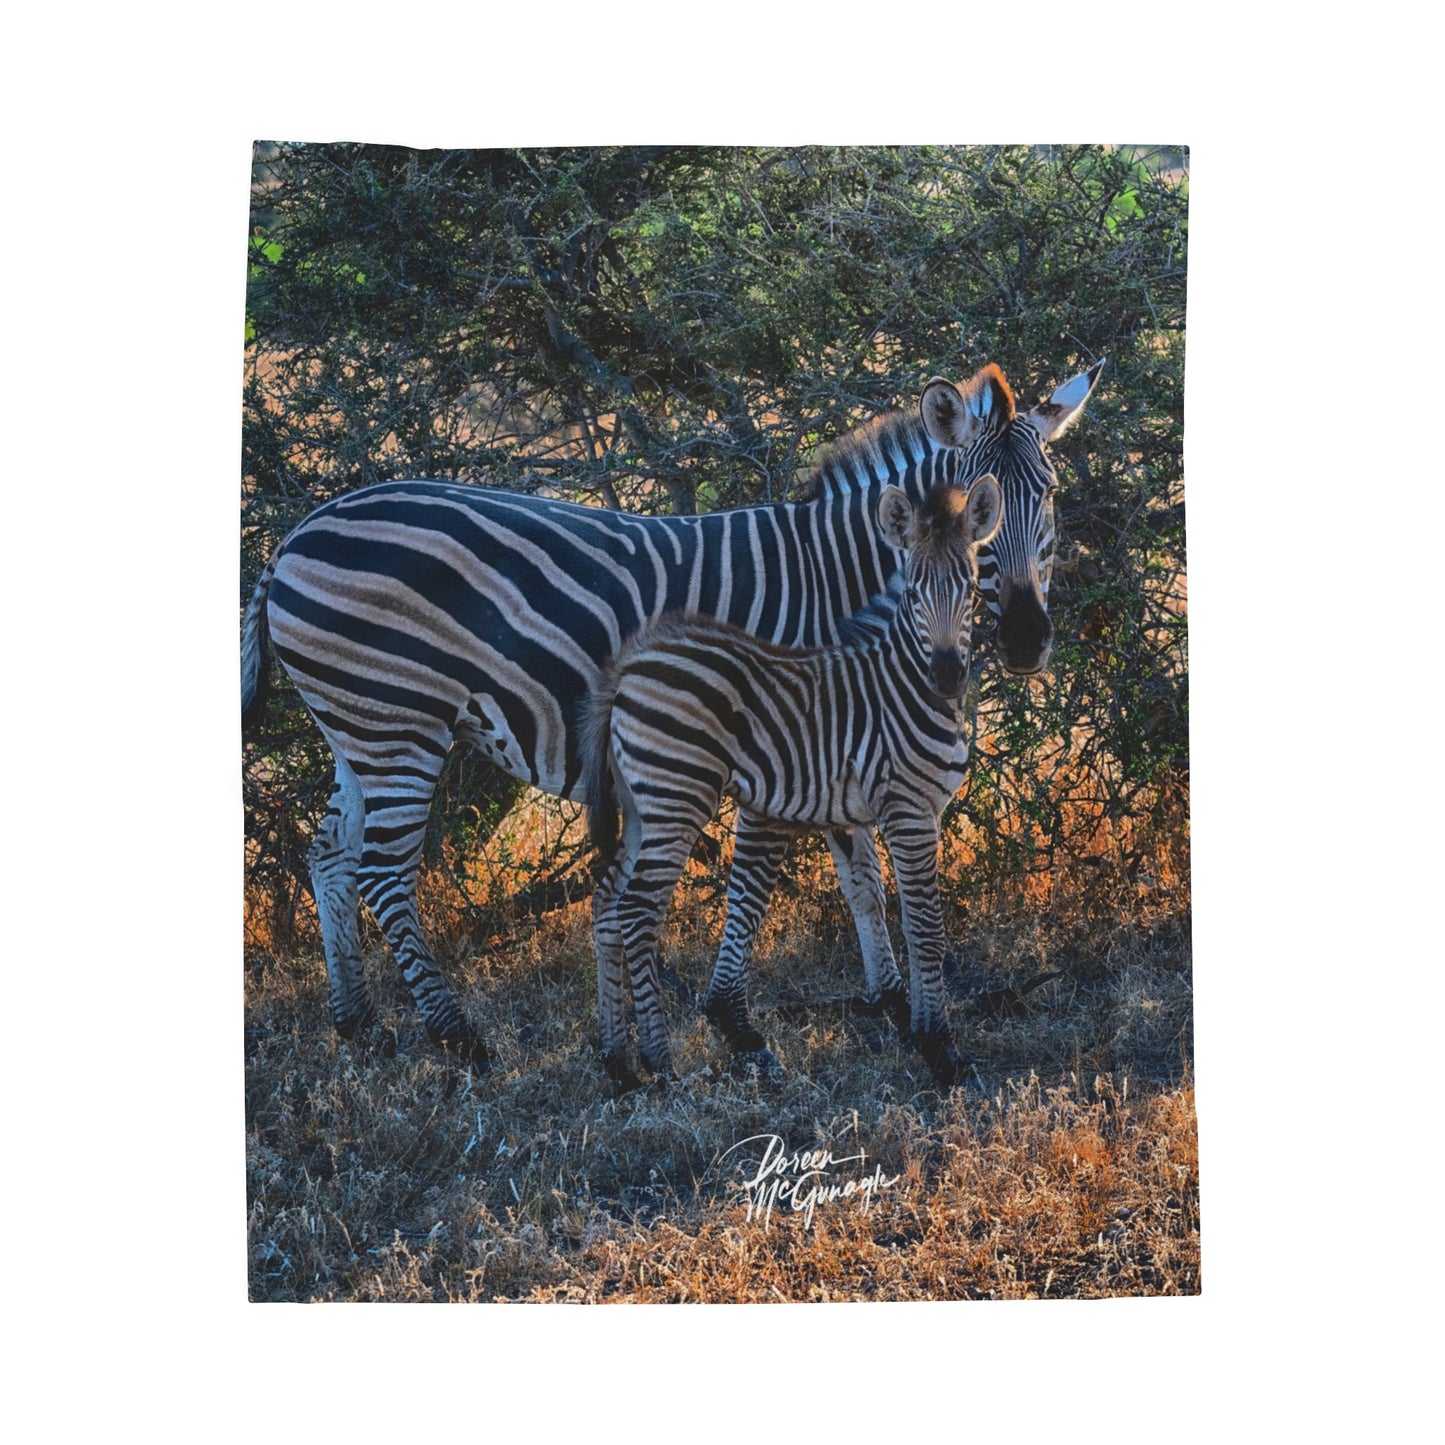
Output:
top-left (268, 481), bottom-right (751, 794)
top-left (593, 612), bottom-right (903, 835)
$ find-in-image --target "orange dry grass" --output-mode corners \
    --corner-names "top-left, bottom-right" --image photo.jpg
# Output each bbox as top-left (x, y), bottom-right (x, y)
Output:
top-left (246, 831), bottom-right (1196, 1302)
top-left (511, 1084), bottom-right (1197, 1303)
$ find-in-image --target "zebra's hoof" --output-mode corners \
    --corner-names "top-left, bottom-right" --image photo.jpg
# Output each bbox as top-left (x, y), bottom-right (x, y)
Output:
top-left (930, 1053), bottom-right (963, 1088)
top-left (703, 995), bottom-right (749, 1042)
top-left (431, 1027), bottom-right (491, 1072)
top-left (882, 988), bottom-right (913, 1036)
top-left (848, 986), bottom-right (910, 1034)
top-left (604, 1054), bottom-right (644, 1092)
top-left (728, 1046), bottom-right (782, 1079)
top-left (637, 1049), bottom-right (676, 1083)
top-left (728, 1026), bottom-right (769, 1055)
top-left (911, 1031), bottom-right (964, 1088)
top-left (334, 1004), bottom-right (378, 1041)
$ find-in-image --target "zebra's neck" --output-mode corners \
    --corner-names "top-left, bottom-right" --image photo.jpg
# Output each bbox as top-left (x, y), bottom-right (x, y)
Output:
top-left (796, 406), bottom-right (955, 506)
top-left (781, 409), bottom-right (957, 641)
top-left (814, 579), bottom-right (964, 732)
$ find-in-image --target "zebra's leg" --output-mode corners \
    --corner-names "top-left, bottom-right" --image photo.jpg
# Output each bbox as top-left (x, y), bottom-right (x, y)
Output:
top-left (703, 811), bottom-right (789, 1061)
top-left (353, 768), bottom-right (489, 1070)
top-left (591, 853), bottom-right (640, 1088)
top-left (307, 755), bottom-right (373, 1039)
top-left (825, 827), bottom-right (910, 1033)
top-left (878, 806), bottom-right (961, 1087)
top-left (615, 801), bottom-right (711, 1079)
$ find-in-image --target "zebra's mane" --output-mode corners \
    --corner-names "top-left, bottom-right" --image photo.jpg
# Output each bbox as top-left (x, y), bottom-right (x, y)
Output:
top-left (794, 405), bottom-right (934, 502)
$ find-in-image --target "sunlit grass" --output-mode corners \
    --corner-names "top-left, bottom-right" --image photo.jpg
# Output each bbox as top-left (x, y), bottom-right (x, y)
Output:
top-left (246, 840), bottom-right (1196, 1302)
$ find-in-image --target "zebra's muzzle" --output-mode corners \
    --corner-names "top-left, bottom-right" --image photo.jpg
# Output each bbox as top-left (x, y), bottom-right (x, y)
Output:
top-left (928, 648), bottom-right (969, 700)
top-left (997, 581), bottom-right (1053, 675)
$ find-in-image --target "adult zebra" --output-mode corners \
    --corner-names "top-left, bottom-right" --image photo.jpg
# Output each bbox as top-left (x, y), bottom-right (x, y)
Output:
top-left (584, 477), bottom-right (1003, 1086)
top-left (240, 361), bottom-right (1102, 1068)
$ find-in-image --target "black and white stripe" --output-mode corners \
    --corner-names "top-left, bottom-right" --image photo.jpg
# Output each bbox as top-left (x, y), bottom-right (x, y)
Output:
top-left (583, 479), bottom-right (1004, 1086)
top-left (240, 363), bottom-right (1101, 1064)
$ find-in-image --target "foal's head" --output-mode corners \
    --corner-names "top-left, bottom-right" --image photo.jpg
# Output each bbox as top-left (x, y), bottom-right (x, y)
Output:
top-left (877, 475), bottom-right (1003, 701)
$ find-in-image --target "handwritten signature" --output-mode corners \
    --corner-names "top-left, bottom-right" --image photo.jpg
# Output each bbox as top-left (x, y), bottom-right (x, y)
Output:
top-left (721, 1133), bottom-right (901, 1230)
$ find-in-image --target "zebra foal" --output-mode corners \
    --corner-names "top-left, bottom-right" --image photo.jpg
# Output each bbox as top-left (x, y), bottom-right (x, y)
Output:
top-left (583, 476), bottom-right (1003, 1087)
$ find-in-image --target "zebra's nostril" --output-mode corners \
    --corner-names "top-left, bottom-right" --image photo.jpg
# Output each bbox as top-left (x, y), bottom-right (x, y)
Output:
top-left (929, 650), bottom-right (967, 698)
top-left (998, 589), bottom-right (1052, 668)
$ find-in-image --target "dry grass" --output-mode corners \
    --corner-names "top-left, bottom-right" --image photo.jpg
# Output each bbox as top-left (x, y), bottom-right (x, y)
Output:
top-left (245, 849), bottom-right (1196, 1302)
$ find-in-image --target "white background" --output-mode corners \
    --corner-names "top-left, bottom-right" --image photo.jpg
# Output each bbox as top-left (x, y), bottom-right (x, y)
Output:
top-left (3, 2), bottom-right (1436, 1439)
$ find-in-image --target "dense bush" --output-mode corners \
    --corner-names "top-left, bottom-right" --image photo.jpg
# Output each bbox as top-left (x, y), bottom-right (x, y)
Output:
top-left (242, 144), bottom-right (1187, 940)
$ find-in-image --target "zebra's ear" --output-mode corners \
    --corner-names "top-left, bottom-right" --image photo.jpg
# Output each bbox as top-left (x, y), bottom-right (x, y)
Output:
top-left (920, 378), bottom-right (971, 448)
top-left (877, 486), bottom-right (915, 550)
top-left (1024, 359), bottom-right (1105, 442)
top-left (920, 365), bottom-right (1014, 448)
top-left (963, 474), bottom-right (1003, 548)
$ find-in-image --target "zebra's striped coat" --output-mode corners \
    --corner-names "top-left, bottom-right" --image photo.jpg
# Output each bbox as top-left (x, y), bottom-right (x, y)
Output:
top-left (583, 478), bottom-right (1004, 1085)
top-left (240, 363), bottom-right (1101, 1063)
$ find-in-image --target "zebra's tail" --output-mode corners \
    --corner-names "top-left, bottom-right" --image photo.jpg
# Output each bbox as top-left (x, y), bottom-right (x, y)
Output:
top-left (241, 552), bottom-right (279, 730)
top-left (580, 661), bottom-right (623, 861)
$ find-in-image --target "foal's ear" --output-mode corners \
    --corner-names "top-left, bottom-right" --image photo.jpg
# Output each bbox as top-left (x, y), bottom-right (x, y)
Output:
top-left (963, 474), bottom-right (1003, 548)
top-left (877, 486), bottom-right (915, 550)
top-left (1024, 358), bottom-right (1105, 442)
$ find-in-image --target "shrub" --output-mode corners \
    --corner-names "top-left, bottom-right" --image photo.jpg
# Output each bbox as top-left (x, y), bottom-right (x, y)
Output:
top-left (242, 144), bottom-right (1188, 941)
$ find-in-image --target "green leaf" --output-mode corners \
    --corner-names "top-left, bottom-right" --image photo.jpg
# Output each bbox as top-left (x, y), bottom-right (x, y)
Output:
top-left (251, 230), bottom-right (284, 264)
